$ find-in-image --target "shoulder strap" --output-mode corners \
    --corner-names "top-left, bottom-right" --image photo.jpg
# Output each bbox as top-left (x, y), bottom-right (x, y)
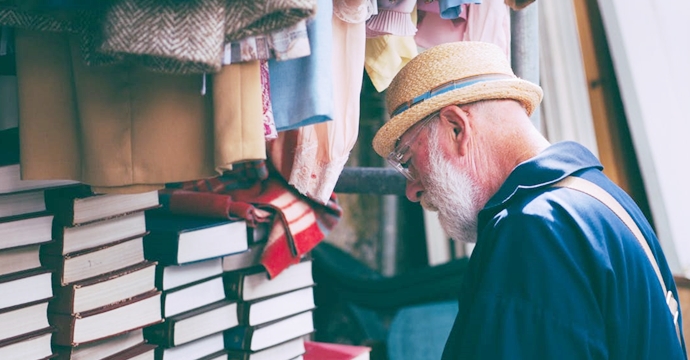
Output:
top-left (552, 176), bottom-right (681, 343)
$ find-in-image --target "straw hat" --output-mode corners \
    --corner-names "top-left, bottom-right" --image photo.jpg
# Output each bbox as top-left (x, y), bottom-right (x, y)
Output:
top-left (372, 41), bottom-right (543, 157)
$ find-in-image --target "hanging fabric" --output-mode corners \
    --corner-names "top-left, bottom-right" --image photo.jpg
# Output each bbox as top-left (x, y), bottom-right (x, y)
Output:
top-left (268, 0), bottom-right (334, 132)
top-left (366, 0), bottom-right (417, 37)
top-left (221, 20), bottom-right (311, 64)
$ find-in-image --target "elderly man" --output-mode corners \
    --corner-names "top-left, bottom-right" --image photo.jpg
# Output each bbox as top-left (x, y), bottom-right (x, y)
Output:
top-left (372, 41), bottom-right (686, 359)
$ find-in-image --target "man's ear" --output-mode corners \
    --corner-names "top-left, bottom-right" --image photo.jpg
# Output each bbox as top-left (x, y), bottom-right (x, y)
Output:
top-left (438, 105), bottom-right (471, 156)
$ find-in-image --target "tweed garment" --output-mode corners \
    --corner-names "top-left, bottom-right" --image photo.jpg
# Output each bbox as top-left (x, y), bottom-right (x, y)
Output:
top-left (0, 0), bottom-right (317, 74)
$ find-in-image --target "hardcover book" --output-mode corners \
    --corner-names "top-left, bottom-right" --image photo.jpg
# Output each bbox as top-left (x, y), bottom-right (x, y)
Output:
top-left (53, 328), bottom-right (145, 360)
top-left (224, 311), bottom-right (314, 352)
top-left (144, 299), bottom-right (238, 348)
top-left (0, 163), bottom-right (78, 195)
top-left (0, 327), bottom-right (55, 360)
top-left (0, 189), bottom-right (46, 218)
top-left (102, 342), bottom-right (157, 360)
top-left (161, 276), bottom-right (226, 318)
top-left (225, 337), bottom-right (306, 360)
top-left (0, 267), bottom-right (53, 311)
top-left (50, 261), bottom-right (157, 314)
top-left (45, 186), bottom-right (160, 226)
top-left (0, 212), bottom-right (53, 251)
top-left (0, 298), bottom-right (50, 343)
top-left (42, 235), bottom-right (147, 286)
top-left (222, 241), bottom-right (265, 273)
top-left (0, 243), bottom-right (46, 277)
top-left (237, 286), bottom-right (315, 327)
top-left (155, 258), bottom-right (223, 291)
top-left (144, 213), bottom-right (249, 266)
top-left (154, 331), bottom-right (224, 360)
top-left (50, 290), bottom-right (162, 346)
top-left (52, 211), bottom-right (147, 255)
top-left (224, 260), bottom-right (314, 302)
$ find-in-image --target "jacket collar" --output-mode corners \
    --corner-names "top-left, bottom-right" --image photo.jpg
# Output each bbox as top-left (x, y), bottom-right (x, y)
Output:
top-left (481, 141), bottom-right (603, 213)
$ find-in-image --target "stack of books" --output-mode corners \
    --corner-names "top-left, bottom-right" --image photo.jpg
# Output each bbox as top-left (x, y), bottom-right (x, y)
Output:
top-left (142, 213), bottom-right (251, 359)
top-left (43, 186), bottom-right (163, 359)
top-left (141, 210), bottom-right (318, 360)
top-left (0, 160), bottom-right (76, 360)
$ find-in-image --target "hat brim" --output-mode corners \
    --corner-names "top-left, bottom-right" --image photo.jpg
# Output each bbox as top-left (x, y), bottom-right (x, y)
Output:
top-left (372, 78), bottom-right (543, 157)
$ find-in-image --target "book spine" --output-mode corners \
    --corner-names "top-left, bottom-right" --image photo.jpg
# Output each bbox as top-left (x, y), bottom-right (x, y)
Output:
top-left (236, 302), bottom-right (251, 326)
top-left (226, 351), bottom-right (250, 360)
top-left (222, 272), bottom-right (245, 301)
top-left (142, 320), bottom-right (175, 348)
top-left (142, 232), bottom-right (181, 266)
top-left (48, 313), bottom-right (77, 346)
top-left (223, 326), bottom-right (253, 351)
top-left (47, 285), bottom-right (77, 315)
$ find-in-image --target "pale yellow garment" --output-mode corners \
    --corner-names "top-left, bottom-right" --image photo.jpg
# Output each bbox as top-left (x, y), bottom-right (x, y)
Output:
top-left (212, 60), bottom-right (266, 174)
top-left (364, 6), bottom-right (418, 92)
top-left (268, 3), bottom-right (366, 204)
top-left (14, 29), bottom-right (265, 194)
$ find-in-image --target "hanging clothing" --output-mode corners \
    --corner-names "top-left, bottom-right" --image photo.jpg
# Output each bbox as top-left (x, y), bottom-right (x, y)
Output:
top-left (14, 29), bottom-right (266, 194)
top-left (260, 60), bottom-right (278, 140)
top-left (268, 0), bottom-right (333, 132)
top-left (0, 0), bottom-right (317, 74)
top-left (211, 60), bottom-right (267, 174)
top-left (436, 0), bottom-right (481, 20)
top-left (222, 20), bottom-right (311, 64)
top-left (366, 0), bottom-right (417, 37)
top-left (415, 2), bottom-right (469, 49)
top-left (364, 7), bottom-right (418, 92)
top-left (269, 3), bottom-right (366, 204)
top-left (415, 0), bottom-right (510, 58)
top-left (464, 0), bottom-right (511, 59)
top-left (162, 161), bottom-right (343, 279)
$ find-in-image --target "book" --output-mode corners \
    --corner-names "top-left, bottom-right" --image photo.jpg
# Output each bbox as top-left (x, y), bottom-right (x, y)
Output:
top-left (0, 243), bottom-right (44, 277)
top-left (156, 258), bottom-right (223, 291)
top-left (154, 331), bottom-right (225, 360)
top-left (0, 189), bottom-right (46, 218)
top-left (224, 260), bottom-right (314, 302)
top-left (145, 299), bottom-right (239, 348)
top-left (54, 328), bottom-right (146, 360)
top-left (222, 241), bottom-right (265, 273)
top-left (0, 299), bottom-right (50, 343)
top-left (42, 235), bottom-right (147, 285)
top-left (0, 212), bottom-right (53, 251)
top-left (52, 211), bottom-right (147, 255)
top-left (226, 337), bottom-right (306, 360)
top-left (0, 268), bottom-right (52, 311)
top-left (50, 261), bottom-right (157, 314)
top-left (0, 327), bottom-right (54, 360)
top-left (50, 290), bottom-right (162, 346)
top-left (161, 276), bottom-right (226, 318)
top-left (46, 186), bottom-right (160, 226)
top-left (102, 343), bottom-right (157, 360)
top-left (144, 214), bottom-right (249, 266)
top-left (238, 286), bottom-right (315, 327)
top-left (0, 163), bottom-right (78, 195)
top-left (199, 350), bottom-right (229, 360)
top-left (303, 341), bottom-right (372, 360)
top-left (224, 311), bottom-right (314, 352)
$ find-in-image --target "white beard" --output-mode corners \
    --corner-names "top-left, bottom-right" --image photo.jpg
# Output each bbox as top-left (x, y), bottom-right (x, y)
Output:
top-left (419, 134), bottom-right (482, 243)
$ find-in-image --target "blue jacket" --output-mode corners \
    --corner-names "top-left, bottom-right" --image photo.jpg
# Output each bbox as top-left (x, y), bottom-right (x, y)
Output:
top-left (442, 141), bottom-right (686, 359)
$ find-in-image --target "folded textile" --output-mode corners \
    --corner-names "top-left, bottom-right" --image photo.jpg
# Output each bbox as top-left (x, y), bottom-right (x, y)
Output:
top-left (164, 161), bottom-right (342, 278)
top-left (222, 19), bottom-right (311, 64)
top-left (0, 0), bottom-right (317, 74)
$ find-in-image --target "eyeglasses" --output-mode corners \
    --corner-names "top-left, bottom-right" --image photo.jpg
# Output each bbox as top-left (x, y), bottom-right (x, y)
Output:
top-left (386, 112), bottom-right (439, 181)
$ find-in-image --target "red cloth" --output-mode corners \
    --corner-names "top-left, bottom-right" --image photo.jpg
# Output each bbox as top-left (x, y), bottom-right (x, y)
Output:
top-left (162, 161), bottom-right (341, 278)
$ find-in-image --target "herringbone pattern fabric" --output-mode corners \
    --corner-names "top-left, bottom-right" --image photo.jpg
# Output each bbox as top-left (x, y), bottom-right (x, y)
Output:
top-left (0, 0), bottom-right (318, 74)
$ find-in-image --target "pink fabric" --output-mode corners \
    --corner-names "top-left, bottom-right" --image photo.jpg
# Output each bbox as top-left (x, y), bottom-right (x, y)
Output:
top-left (463, 0), bottom-right (511, 59)
top-left (415, 4), bottom-right (469, 49)
top-left (260, 60), bottom-right (278, 140)
top-left (415, 0), bottom-right (510, 59)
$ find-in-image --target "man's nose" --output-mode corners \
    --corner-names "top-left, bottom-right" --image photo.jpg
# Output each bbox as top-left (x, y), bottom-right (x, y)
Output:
top-left (405, 178), bottom-right (424, 203)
